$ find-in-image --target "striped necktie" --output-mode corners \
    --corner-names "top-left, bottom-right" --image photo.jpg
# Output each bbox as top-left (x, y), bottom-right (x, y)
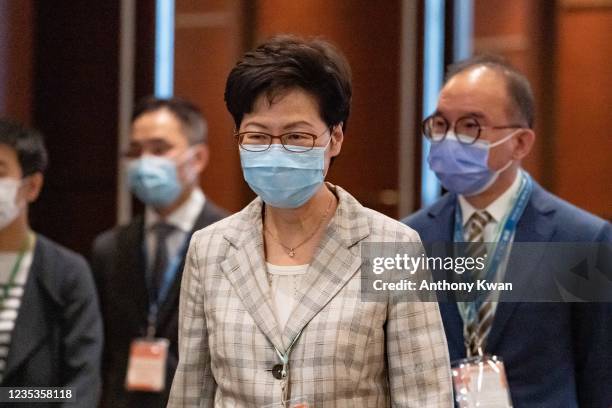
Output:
top-left (464, 210), bottom-right (494, 357)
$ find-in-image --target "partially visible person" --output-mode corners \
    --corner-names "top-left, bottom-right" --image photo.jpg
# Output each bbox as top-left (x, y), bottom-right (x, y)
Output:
top-left (403, 55), bottom-right (611, 407)
top-left (0, 119), bottom-right (103, 407)
top-left (91, 97), bottom-right (228, 408)
top-left (168, 35), bottom-right (452, 407)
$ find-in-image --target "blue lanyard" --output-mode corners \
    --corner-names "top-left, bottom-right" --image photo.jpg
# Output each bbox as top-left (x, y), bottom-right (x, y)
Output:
top-left (454, 171), bottom-right (533, 316)
top-left (273, 328), bottom-right (304, 379)
top-left (142, 234), bottom-right (190, 336)
top-left (273, 328), bottom-right (304, 405)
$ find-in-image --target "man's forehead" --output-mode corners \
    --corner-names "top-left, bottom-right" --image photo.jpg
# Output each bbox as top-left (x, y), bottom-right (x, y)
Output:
top-left (0, 143), bottom-right (17, 159)
top-left (444, 66), bottom-right (506, 93)
top-left (130, 109), bottom-right (187, 143)
top-left (133, 110), bottom-right (180, 129)
top-left (437, 67), bottom-right (509, 116)
top-left (0, 144), bottom-right (21, 174)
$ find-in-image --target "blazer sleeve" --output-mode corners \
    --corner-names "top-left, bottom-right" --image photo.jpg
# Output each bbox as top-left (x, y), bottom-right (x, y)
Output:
top-left (167, 233), bottom-right (216, 407)
top-left (59, 254), bottom-right (104, 408)
top-left (385, 239), bottom-right (453, 407)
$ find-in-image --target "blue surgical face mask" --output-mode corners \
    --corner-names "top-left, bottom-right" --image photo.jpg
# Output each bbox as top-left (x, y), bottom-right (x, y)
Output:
top-left (127, 155), bottom-right (182, 208)
top-left (239, 141), bottom-right (330, 209)
top-left (428, 131), bottom-right (516, 196)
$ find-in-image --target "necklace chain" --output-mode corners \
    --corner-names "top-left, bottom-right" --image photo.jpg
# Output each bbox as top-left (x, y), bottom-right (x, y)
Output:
top-left (264, 195), bottom-right (334, 257)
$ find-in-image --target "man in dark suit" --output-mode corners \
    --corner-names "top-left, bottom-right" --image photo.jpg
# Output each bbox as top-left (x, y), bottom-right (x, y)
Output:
top-left (0, 120), bottom-right (102, 407)
top-left (91, 97), bottom-right (228, 408)
top-left (403, 56), bottom-right (611, 407)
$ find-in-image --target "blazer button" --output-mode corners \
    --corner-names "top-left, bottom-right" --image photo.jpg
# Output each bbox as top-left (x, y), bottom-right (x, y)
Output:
top-left (271, 364), bottom-right (285, 380)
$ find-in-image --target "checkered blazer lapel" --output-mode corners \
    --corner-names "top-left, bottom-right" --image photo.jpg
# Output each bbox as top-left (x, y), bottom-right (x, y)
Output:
top-left (281, 184), bottom-right (370, 347)
top-left (219, 198), bottom-right (286, 352)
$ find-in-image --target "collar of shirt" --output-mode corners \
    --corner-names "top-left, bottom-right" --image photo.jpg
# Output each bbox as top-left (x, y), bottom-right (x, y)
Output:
top-left (144, 187), bottom-right (206, 233)
top-left (458, 170), bottom-right (522, 228)
top-left (0, 250), bottom-right (34, 285)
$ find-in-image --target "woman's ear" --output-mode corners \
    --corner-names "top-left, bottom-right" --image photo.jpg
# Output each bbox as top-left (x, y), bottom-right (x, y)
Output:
top-left (330, 124), bottom-right (344, 158)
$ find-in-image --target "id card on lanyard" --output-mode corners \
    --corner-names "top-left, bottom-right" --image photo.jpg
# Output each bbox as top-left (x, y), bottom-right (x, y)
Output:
top-left (452, 356), bottom-right (512, 408)
top-left (125, 235), bottom-right (187, 393)
top-left (452, 171), bottom-right (532, 407)
top-left (125, 337), bottom-right (170, 392)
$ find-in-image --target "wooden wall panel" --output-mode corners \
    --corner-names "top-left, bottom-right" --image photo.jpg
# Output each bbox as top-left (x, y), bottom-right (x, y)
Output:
top-left (173, 0), bottom-right (247, 213)
top-left (0, 0), bottom-right (33, 123)
top-left (554, 6), bottom-right (612, 218)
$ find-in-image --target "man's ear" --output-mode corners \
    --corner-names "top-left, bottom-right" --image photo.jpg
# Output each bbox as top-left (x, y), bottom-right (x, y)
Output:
top-left (330, 124), bottom-right (344, 158)
top-left (23, 172), bottom-right (44, 203)
top-left (512, 128), bottom-right (535, 160)
top-left (191, 143), bottom-right (209, 174)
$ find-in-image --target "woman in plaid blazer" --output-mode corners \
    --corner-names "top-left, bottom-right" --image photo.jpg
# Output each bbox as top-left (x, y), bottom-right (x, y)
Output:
top-left (168, 35), bottom-right (452, 407)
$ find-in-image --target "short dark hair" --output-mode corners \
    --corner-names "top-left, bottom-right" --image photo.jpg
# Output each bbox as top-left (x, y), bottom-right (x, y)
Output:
top-left (445, 54), bottom-right (535, 128)
top-left (224, 35), bottom-right (352, 131)
top-left (0, 119), bottom-right (48, 176)
top-left (132, 96), bottom-right (208, 144)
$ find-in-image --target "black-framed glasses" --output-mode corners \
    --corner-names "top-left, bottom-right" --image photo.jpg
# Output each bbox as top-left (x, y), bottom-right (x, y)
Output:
top-left (422, 114), bottom-right (524, 145)
top-left (235, 127), bottom-right (332, 153)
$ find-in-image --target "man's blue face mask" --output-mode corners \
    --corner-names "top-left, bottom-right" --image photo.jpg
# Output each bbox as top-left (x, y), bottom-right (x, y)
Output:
top-left (127, 155), bottom-right (183, 208)
top-left (428, 131), bottom-right (517, 196)
top-left (239, 139), bottom-right (331, 209)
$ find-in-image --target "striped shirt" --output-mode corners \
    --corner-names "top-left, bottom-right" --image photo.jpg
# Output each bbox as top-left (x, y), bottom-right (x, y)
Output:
top-left (0, 250), bottom-right (33, 382)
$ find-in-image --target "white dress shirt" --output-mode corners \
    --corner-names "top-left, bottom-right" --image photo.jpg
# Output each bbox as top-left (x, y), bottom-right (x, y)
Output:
top-left (144, 188), bottom-right (206, 271)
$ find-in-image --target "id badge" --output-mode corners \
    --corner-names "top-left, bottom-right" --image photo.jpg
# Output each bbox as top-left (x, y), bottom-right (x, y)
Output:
top-left (451, 355), bottom-right (512, 408)
top-left (125, 338), bottom-right (169, 392)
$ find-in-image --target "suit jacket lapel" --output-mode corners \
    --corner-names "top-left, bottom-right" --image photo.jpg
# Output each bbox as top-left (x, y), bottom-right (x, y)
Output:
top-left (426, 192), bottom-right (457, 242)
top-left (486, 183), bottom-right (556, 353)
top-left (220, 199), bottom-right (285, 352)
top-left (156, 203), bottom-right (220, 332)
top-left (5, 237), bottom-right (54, 380)
top-left (155, 254), bottom-right (185, 332)
top-left (425, 194), bottom-right (466, 356)
top-left (281, 185), bottom-right (369, 348)
top-left (116, 217), bottom-right (149, 327)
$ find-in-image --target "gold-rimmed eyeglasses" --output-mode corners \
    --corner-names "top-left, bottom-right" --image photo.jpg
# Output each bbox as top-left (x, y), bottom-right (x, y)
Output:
top-left (235, 127), bottom-right (332, 153)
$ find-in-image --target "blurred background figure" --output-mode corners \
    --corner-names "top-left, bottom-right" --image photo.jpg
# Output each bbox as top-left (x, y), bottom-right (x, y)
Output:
top-left (0, 120), bottom-right (102, 407)
top-left (91, 97), bottom-right (228, 408)
top-left (403, 56), bottom-right (611, 407)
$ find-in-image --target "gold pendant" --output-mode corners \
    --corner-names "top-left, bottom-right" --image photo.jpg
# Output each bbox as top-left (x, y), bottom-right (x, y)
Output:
top-left (288, 249), bottom-right (295, 257)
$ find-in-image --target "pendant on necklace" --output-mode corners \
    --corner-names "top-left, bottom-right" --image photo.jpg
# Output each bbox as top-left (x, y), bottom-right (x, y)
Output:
top-left (288, 249), bottom-right (296, 257)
